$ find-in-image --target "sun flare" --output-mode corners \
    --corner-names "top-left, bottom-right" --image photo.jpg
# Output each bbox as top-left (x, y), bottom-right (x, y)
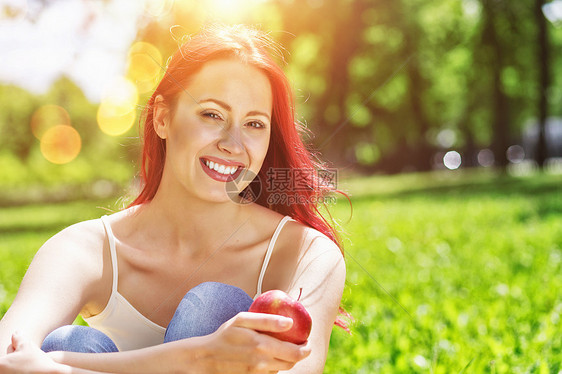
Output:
top-left (205, 0), bottom-right (268, 22)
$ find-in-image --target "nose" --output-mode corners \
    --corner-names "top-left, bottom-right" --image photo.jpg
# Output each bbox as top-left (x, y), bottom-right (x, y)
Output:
top-left (217, 126), bottom-right (244, 155)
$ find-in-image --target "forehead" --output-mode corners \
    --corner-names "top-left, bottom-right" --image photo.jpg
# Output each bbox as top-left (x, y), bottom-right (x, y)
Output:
top-left (180, 59), bottom-right (273, 114)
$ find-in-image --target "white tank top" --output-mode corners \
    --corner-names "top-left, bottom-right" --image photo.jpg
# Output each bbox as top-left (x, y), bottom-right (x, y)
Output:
top-left (83, 215), bottom-right (294, 351)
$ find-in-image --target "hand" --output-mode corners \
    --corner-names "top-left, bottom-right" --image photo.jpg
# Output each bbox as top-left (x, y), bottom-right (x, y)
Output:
top-left (186, 312), bottom-right (311, 374)
top-left (0, 332), bottom-right (64, 374)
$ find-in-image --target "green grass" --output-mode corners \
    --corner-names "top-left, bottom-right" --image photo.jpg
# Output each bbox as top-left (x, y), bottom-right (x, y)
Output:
top-left (326, 171), bottom-right (562, 373)
top-left (1, 170), bottom-right (561, 372)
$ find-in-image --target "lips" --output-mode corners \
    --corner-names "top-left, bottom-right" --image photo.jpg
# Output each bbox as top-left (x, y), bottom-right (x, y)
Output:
top-left (200, 157), bottom-right (244, 182)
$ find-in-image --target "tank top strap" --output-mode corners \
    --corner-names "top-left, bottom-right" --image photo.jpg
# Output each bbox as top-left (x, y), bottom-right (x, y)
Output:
top-left (254, 216), bottom-right (295, 299)
top-left (100, 215), bottom-right (119, 294)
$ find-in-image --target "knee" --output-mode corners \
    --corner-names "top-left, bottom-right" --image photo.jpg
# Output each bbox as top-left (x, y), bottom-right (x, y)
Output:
top-left (165, 282), bottom-right (254, 342)
top-left (188, 281), bottom-right (253, 305)
top-left (41, 325), bottom-right (75, 352)
top-left (189, 281), bottom-right (229, 296)
top-left (184, 282), bottom-right (254, 316)
top-left (41, 325), bottom-right (118, 353)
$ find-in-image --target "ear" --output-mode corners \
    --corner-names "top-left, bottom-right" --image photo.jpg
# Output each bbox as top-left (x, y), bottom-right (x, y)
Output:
top-left (153, 94), bottom-right (170, 139)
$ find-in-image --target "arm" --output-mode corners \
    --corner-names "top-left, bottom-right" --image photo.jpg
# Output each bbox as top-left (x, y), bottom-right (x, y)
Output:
top-left (0, 220), bottom-right (106, 356)
top-left (48, 314), bottom-right (310, 373)
top-left (279, 233), bottom-right (347, 374)
top-left (0, 332), bottom-right (106, 374)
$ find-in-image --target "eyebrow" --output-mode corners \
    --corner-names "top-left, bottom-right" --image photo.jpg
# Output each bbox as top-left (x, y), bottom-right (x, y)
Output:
top-left (199, 98), bottom-right (271, 121)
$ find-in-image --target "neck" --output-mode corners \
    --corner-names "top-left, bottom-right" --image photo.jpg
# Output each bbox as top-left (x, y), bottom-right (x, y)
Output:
top-left (133, 184), bottom-right (251, 257)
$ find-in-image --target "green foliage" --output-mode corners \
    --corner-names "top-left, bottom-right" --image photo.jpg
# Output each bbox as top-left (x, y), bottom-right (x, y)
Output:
top-left (0, 149), bottom-right (134, 207)
top-left (0, 74), bottom-right (139, 206)
top-left (2, 0), bottom-right (559, 173)
top-left (0, 85), bottom-right (38, 160)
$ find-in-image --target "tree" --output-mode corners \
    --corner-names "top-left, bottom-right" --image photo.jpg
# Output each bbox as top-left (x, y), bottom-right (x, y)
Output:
top-left (479, 0), bottom-right (510, 170)
top-left (0, 85), bottom-right (38, 161)
top-left (535, 0), bottom-right (549, 168)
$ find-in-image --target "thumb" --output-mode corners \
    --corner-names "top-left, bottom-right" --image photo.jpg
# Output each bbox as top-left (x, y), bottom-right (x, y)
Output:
top-left (10, 331), bottom-right (26, 351)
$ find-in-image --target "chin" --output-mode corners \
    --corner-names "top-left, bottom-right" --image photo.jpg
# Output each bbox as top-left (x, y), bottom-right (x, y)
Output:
top-left (199, 190), bottom-right (235, 204)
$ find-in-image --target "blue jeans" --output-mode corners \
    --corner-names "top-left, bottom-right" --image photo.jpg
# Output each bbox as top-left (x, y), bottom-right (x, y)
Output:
top-left (41, 282), bottom-right (254, 353)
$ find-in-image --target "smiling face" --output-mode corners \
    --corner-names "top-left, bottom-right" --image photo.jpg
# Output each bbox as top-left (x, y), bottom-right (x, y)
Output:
top-left (153, 58), bottom-right (273, 203)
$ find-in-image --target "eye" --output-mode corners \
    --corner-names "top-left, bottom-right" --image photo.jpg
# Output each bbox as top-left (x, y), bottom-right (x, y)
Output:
top-left (202, 111), bottom-right (223, 121)
top-left (246, 120), bottom-right (266, 129)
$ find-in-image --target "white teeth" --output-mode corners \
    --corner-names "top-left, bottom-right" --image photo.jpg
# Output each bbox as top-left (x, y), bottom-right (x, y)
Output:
top-left (204, 159), bottom-right (240, 175)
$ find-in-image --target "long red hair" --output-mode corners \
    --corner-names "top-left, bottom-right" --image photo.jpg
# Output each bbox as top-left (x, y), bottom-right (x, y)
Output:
top-left (129, 24), bottom-right (351, 330)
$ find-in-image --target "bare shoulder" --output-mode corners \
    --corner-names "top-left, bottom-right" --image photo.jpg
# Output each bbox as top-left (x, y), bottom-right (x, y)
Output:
top-left (285, 220), bottom-right (344, 267)
top-left (44, 218), bottom-right (105, 250)
top-left (39, 218), bottom-right (107, 267)
top-left (298, 225), bottom-right (345, 282)
top-left (34, 218), bottom-right (111, 312)
top-left (0, 217), bottom-right (110, 347)
top-left (272, 218), bottom-right (346, 299)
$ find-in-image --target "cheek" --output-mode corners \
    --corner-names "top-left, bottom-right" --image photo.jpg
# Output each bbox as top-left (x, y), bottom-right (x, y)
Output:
top-left (260, 139), bottom-right (270, 162)
top-left (249, 134), bottom-right (271, 167)
top-left (168, 120), bottom-right (219, 154)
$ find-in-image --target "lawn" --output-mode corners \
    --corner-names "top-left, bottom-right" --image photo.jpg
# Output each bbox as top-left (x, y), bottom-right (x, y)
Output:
top-left (0, 170), bottom-right (561, 373)
top-left (327, 170), bottom-right (562, 373)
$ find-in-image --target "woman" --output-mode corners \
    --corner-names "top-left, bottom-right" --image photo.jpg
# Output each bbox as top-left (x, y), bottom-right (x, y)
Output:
top-left (0, 24), bottom-right (347, 373)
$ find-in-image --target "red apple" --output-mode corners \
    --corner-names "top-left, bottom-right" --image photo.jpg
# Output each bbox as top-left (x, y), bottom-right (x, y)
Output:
top-left (248, 289), bottom-right (312, 344)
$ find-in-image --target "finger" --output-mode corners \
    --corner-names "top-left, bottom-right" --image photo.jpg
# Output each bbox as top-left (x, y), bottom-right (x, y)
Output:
top-left (217, 357), bottom-right (294, 374)
top-left (216, 345), bottom-right (301, 371)
top-left (298, 340), bottom-right (312, 352)
top-left (10, 332), bottom-right (24, 351)
top-left (232, 312), bottom-right (293, 333)
top-left (258, 335), bottom-right (311, 364)
top-left (270, 357), bottom-right (300, 372)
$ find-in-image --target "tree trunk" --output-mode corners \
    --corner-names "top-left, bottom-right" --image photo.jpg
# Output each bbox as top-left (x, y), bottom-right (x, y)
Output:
top-left (481, 0), bottom-right (510, 171)
top-left (535, 0), bottom-right (549, 168)
top-left (313, 0), bottom-right (366, 166)
top-left (406, 55), bottom-right (433, 172)
top-left (461, 119), bottom-right (478, 168)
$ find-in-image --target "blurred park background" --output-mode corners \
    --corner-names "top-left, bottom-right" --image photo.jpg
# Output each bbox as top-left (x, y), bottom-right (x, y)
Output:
top-left (1, 0), bottom-right (561, 372)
